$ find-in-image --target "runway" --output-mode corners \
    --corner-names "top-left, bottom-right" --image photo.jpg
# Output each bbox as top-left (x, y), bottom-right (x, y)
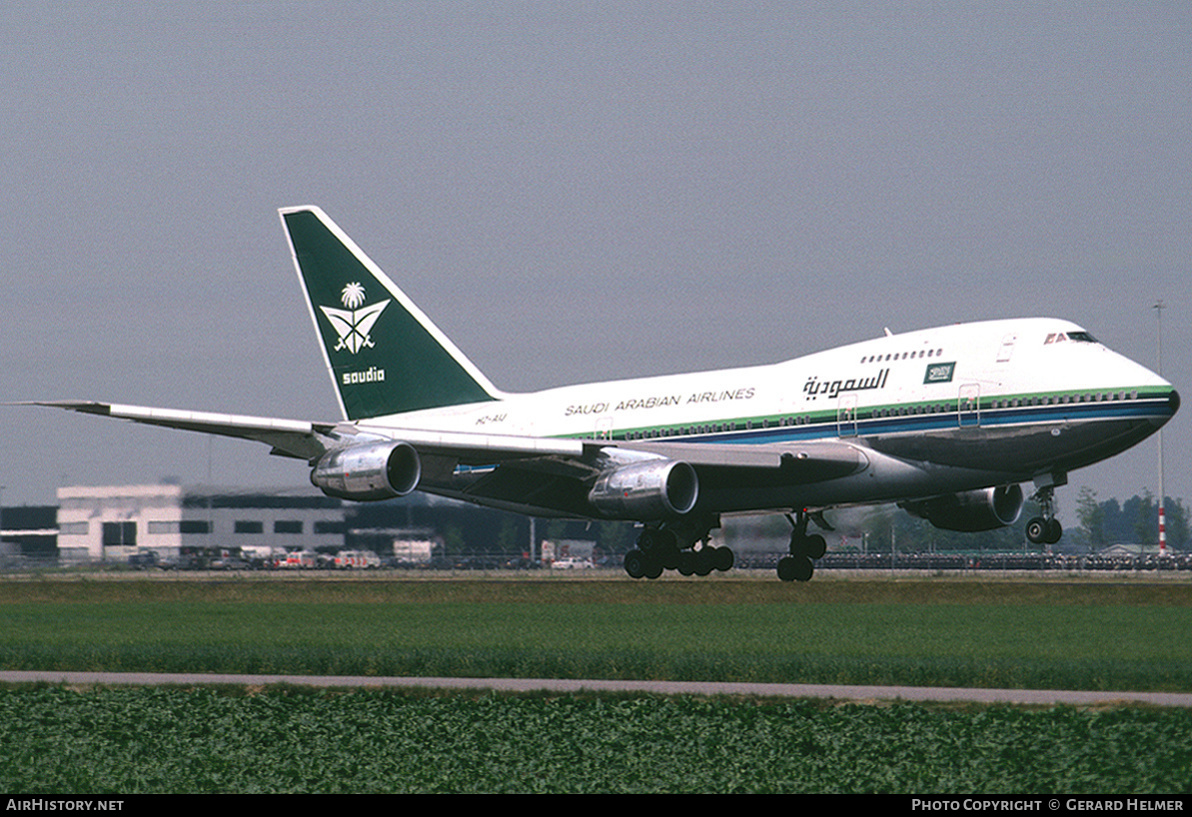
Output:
top-left (3, 670), bottom-right (1191, 707)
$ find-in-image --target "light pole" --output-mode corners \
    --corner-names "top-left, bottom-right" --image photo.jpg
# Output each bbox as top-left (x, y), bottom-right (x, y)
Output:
top-left (1154, 301), bottom-right (1167, 555)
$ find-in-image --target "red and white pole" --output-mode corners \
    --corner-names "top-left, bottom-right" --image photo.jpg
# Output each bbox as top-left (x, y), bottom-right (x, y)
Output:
top-left (1159, 502), bottom-right (1167, 556)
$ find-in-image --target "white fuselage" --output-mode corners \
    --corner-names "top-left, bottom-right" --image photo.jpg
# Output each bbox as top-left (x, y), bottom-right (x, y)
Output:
top-left (352, 317), bottom-right (1176, 517)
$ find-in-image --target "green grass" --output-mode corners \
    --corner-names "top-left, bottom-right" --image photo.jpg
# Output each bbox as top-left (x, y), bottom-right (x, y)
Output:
top-left (2, 685), bottom-right (1190, 794)
top-left (3, 575), bottom-right (1192, 794)
top-left (0, 576), bottom-right (1190, 691)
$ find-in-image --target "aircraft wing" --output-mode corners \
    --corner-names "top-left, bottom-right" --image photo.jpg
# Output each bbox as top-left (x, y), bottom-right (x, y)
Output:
top-left (23, 401), bottom-right (868, 515)
top-left (22, 401), bottom-right (592, 468)
top-left (23, 401), bottom-right (338, 462)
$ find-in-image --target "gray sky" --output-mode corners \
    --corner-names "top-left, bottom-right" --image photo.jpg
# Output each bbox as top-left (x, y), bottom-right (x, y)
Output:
top-left (3, 3), bottom-right (1188, 520)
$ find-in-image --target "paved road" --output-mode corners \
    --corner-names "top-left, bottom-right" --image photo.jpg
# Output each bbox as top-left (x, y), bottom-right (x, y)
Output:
top-left (3, 670), bottom-right (1191, 707)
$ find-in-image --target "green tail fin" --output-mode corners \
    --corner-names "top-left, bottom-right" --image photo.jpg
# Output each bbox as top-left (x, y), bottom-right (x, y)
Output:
top-left (280, 206), bottom-right (501, 420)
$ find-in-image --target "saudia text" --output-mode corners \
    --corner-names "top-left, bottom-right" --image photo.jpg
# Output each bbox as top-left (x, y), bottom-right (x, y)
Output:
top-left (342, 367), bottom-right (386, 385)
top-left (565, 388), bottom-right (755, 417)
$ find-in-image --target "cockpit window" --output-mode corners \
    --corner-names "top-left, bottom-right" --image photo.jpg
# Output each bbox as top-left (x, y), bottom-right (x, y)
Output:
top-left (1045, 331), bottom-right (1098, 345)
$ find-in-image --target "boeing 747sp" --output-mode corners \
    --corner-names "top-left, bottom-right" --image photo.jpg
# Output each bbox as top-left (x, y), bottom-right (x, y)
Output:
top-left (30, 207), bottom-right (1180, 581)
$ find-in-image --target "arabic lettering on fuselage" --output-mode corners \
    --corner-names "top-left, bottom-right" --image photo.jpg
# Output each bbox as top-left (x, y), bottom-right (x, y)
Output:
top-left (802, 369), bottom-right (889, 401)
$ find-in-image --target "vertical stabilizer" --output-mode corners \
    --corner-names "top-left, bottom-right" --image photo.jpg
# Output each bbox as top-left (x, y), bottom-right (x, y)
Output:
top-left (280, 206), bottom-right (501, 420)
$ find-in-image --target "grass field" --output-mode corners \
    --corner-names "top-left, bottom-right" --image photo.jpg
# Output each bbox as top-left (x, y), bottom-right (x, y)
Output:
top-left (1, 574), bottom-right (1190, 691)
top-left (4, 685), bottom-right (1191, 794)
top-left (2, 573), bottom-right (1191, 793)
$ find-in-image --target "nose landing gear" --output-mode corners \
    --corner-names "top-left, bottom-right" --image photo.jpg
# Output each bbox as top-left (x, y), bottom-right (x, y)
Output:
top-left (1025, 485), bottom-right (1063, 545)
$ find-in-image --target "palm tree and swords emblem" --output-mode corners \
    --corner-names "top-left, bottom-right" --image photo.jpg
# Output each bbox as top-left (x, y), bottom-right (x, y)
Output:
top-left (319, 282), bottom-right (390, 354)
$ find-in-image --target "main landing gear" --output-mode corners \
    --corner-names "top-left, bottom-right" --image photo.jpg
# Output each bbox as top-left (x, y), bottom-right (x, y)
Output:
top-left (777, 510), bottom-right (827, 582)
top-left (1025, 485), bottom-right (1063, 545)
top-left (623, 520), bottom-right (734, 579)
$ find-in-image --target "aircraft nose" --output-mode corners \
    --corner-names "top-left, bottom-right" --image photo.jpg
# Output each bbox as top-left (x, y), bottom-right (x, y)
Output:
top-left (1169, 389), bottom-right (1181, 416)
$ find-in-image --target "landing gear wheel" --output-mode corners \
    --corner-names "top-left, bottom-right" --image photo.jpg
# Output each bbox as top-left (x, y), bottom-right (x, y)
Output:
top-left (1026, 482), bottom-right (1065, 546)
top-left (805, 534), bottom-right (827, 560)
top-left (676, 550), bottom-right (696, 576)
top-left (777, 555), bottom-right (814, 583)
top-left (1026, 516), bottom-right (1064, 545)
top-left (712, 546), bottom-right (734, 572)
top-left (780, 511), bottom-right (827, 581)
top-left (640, 528), bottom-right (680, 569)
top-left (624, 549), bottom-right (648, 579)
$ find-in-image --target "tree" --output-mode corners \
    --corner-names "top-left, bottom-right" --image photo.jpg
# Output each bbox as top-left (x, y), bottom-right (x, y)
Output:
top-left (1163, 497), bottom-right (1190, 550)
top-left (1075, 486), bottom-right (1104, 547)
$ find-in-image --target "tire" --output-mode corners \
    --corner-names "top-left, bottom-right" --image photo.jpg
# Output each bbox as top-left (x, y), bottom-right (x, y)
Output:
top-left (778, 555), bottom-right (813, 582)
top-left (713, 546), bottom-right (734, 572)
top-left (792, 555), bottom-right (814, 582)
top-left (806, 534), bottom-right (827, 560)
top-left (623, 549), bottom-right (647, 579)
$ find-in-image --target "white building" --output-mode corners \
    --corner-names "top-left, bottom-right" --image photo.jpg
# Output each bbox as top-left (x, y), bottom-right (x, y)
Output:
top-left (55, 484), bottom-right (345, 564)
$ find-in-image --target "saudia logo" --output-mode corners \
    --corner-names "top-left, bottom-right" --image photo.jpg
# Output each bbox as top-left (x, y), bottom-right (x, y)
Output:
top-left (320, 282), bottom-right (390, 355)
top-left (320, 283), bottom-right (389, 387)
top-left (924, 362), bottom-right (956, 384)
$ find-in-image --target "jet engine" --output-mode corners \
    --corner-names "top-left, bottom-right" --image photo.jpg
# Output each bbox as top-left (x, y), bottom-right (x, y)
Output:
top-left (310, 441), bottom-right (422, 501)
top-left (588, 459), bottom-right (699, 519)
top-left (901, 484), bottom-right (1024, 532)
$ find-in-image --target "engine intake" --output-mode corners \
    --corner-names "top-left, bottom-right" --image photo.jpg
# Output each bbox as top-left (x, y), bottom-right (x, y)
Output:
top-left (311, 441), bottom-right (422, 501)
top-left (902, 485), bottom-right (1024, 532)
top-left (588, 459), bottom-right (699, 519)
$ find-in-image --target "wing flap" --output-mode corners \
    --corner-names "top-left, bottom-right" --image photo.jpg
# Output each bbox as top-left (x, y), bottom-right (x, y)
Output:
top-left (610, 440), bottom-right (869, 481)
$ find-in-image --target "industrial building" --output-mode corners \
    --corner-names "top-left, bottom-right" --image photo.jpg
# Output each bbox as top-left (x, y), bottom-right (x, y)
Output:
top-left (54, 484), bottom-right (345, 564)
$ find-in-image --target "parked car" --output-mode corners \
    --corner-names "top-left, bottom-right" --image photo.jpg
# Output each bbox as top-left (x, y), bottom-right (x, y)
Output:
top-left (550, 557), bottom-right (594, 570)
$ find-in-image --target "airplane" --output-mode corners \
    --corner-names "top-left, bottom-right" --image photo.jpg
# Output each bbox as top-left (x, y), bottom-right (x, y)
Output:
top-left (27, 206), bottom-right (1180, 581)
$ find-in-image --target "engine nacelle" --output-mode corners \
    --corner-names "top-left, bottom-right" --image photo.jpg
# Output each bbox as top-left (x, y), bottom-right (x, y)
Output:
top-left (310, 441), bottom-right (422, 501)
top-left (902, 484), bottom-right (1024, 532)
top-left (588, 459), bottom-right (699, 519)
